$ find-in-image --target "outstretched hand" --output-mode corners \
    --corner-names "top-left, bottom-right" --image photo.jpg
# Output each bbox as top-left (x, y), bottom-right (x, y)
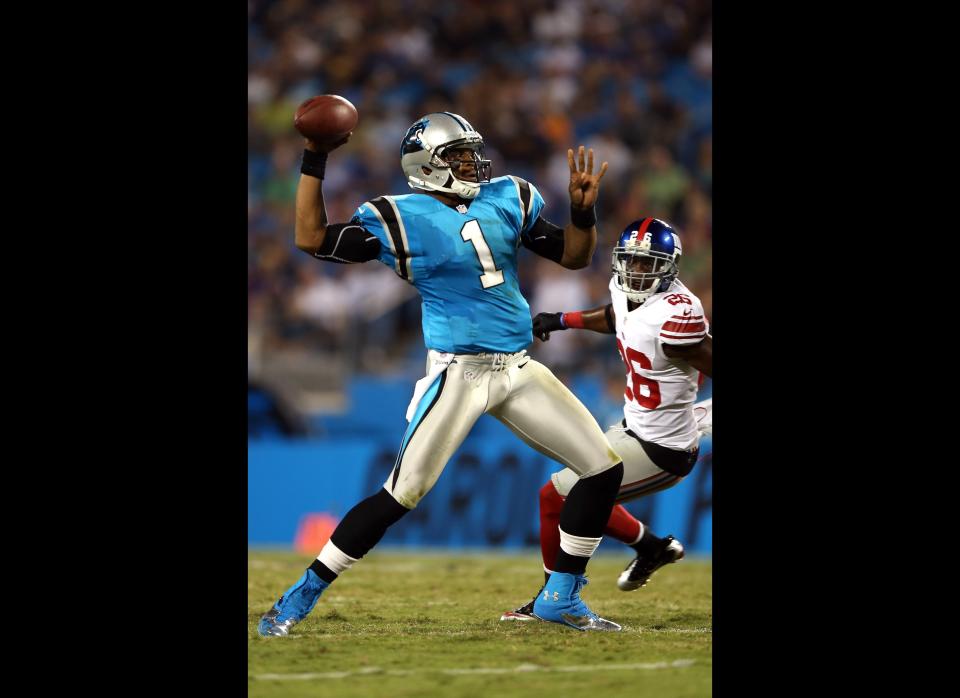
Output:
top-left (532, 312), bottom-right (566, 341)
top-left (568, 145), bottom-right (608, 211)
top-left (305, 132), bottom-right (353, 154)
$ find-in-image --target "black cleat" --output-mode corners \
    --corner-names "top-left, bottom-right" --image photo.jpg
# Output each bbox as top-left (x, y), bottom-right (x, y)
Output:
top-left (617, 535), bottom-right (685, 591)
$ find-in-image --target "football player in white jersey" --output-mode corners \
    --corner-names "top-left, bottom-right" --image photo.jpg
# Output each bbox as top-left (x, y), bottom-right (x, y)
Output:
top-left (501, 217), bottom-right (712, 621)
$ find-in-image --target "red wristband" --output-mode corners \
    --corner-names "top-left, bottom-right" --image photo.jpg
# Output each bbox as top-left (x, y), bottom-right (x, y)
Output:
top-left (561, 311), bottom-right (584, 329)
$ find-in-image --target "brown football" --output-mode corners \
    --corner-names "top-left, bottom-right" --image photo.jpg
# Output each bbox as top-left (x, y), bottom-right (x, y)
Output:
top-left (294, 95), bottom-right (358, 141)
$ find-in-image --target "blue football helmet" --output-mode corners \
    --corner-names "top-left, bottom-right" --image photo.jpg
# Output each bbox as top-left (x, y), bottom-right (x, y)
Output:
top-left (612, 218), bottom-right (682, 303)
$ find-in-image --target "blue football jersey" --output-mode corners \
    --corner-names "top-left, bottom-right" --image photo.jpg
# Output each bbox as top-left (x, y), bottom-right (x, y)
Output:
top-left (353, 176), bottom-right (545, 354)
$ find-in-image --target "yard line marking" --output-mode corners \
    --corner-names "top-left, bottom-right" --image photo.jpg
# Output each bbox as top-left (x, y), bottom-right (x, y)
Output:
top-left (253, 659), bottom-right (696, 681)
top-left (646, 627), bottom-right (712, 634)
top-left (251, 627), bottom-right (711, 638)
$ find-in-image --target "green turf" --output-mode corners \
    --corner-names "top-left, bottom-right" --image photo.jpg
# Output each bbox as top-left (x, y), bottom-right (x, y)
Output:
top-left (249, 550), bottom-right (711, 698)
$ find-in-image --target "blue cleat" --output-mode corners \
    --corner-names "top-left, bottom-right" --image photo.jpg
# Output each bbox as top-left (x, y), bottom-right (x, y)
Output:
top-left (257, 569), bottom-right (330, 637)
top-left (532, 572), bottom-right (621, 632)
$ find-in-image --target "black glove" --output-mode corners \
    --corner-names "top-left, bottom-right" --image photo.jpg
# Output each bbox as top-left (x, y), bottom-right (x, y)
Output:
top-left (532, 312), bottom-right (566, 341)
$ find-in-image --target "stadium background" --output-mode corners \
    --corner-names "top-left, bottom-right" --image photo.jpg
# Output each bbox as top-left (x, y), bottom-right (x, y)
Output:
top-left (247, 0), bottom-right (712, 555)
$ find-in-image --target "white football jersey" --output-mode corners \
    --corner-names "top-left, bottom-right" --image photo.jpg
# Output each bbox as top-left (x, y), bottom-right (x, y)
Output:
top-left (609, 276), bottom-right (708, 450)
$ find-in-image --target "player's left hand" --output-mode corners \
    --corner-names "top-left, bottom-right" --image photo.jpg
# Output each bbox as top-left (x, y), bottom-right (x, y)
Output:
top-left (568, 145), bottom-right (609, 211)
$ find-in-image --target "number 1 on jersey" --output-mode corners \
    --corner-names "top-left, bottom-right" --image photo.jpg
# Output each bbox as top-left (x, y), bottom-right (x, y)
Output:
top-left (460, 220), bottom-right (504, 289)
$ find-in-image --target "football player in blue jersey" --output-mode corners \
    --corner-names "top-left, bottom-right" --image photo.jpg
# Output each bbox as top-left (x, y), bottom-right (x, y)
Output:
top-left (258, 112), bottom-right (625, 635)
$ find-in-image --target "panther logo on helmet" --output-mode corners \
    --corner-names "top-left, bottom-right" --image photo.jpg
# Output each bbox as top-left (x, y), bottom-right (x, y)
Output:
top-left (401, 119), bottom-right (430, 155)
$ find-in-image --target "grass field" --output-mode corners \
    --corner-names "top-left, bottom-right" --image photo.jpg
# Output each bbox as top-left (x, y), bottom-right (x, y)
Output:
top-left (248, 550), bottom-right (712, 698)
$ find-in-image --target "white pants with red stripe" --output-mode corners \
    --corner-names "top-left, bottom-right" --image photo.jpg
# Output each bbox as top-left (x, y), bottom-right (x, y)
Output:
top-left (551, 398), bottom-right (712, 501)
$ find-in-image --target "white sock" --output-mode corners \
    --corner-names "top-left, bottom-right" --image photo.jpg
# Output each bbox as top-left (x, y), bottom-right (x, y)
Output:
top-left (558, 527), bottom-right (603, 558)
top-left (629, 521), bottom-right (645, 546)
top-left (317, 540), bottom-right (358, 576)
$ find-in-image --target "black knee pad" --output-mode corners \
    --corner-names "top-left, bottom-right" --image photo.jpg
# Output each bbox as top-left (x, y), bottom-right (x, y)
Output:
top-left (597, 460), bottom-right (624, 488)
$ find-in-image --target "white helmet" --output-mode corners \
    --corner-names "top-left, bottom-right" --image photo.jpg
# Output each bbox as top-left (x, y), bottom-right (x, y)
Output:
top-left (400, 112), bottom-right (491, 199)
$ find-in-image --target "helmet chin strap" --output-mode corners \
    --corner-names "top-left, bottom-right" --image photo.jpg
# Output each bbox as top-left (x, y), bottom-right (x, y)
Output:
top-left (616, 277), bottom-right (651, 304)
top-left (617, 271), bottom-right (664, 304)
top-left (626, 289), bottom-right (653, 303)
top-left (447, 175), bottom-right (480, 199)
top-left (407, 169), bottom-right (480, 199)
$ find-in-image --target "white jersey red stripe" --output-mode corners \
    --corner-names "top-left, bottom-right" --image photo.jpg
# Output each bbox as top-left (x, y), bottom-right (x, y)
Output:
top-left (661, 320), bottom-right (707, 333)
top-left (660, 331), bottom-right (707, 342)
top-left (609, 276), bottom-right (709, 450)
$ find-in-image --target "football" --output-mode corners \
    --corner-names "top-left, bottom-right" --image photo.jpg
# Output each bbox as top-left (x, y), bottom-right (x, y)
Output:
top-left (294, 95), bottom-right (358, 141)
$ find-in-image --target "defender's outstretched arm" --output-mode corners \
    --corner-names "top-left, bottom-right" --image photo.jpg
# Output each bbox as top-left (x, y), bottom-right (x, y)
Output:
top-left (532, 304), bottom-right (616, 341)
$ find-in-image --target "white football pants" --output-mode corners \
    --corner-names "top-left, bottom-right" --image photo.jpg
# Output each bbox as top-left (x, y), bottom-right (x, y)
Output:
top-left (551, 397), bottom-right (713, 502)
top-left (384, 350), bottom-right (622, 509)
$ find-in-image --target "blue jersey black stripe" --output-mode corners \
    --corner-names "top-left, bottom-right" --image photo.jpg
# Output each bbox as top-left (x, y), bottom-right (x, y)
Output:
top-left (369, 197), bottom-right (409, 281)
top-left (515, 178), bottom-right (532, 231)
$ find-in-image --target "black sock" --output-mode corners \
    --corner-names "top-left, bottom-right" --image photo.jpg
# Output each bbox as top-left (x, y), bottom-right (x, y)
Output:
top-left (631, 527), bottom-right (665, 558)
top-left (304, 488), bottom-right (411, 584)
top-left (553, 549), bottom-right (590, 575)
top-left (552, 463), bottom-right (624, 575)
top-left (309, 558), bottom-right (337, 584)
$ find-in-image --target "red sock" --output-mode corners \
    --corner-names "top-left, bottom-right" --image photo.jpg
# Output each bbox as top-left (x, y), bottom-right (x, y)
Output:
top-left (604, 504), bottom-right (642, 544)
top-left (538, 481), bottom-right (565, 571)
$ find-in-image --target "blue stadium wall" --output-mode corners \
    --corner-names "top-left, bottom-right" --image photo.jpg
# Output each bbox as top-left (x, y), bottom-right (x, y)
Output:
top-left (249, 376), bottom-right (712, 554)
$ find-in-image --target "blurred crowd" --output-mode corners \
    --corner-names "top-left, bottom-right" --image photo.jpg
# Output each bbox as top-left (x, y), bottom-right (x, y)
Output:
top-left (249, 0), bottom-right (712, 383)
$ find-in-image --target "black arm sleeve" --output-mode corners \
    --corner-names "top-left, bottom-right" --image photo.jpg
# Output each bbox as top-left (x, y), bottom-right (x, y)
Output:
top-left (520, 215), bottom-right (565, 264)
top-left (313, 220), bottom-right (381, 264)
